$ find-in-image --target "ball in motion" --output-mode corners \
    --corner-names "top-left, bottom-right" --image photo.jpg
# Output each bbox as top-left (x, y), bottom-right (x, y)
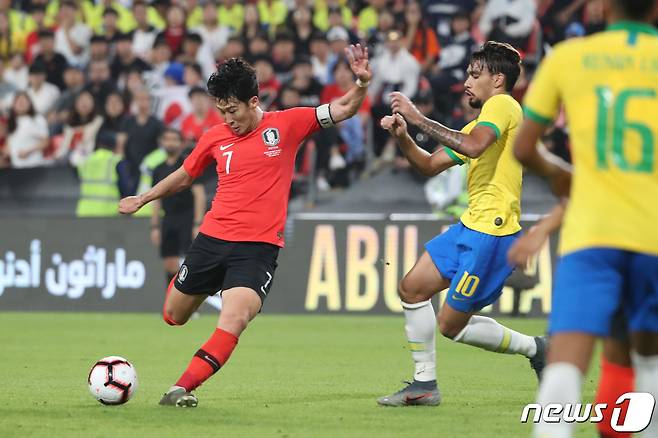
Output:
top-left (88, 356), bottom-right (138, 405)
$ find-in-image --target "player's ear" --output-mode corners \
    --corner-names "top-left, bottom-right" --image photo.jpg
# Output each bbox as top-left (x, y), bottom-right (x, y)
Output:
top-left (494, 73), bottom-right (505, 90)
top-left (248, 95), bottom-right (259, 109)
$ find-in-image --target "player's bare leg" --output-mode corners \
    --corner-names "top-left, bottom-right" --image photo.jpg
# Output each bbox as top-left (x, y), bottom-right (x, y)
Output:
top-left (630, 332), bottom-right (658, 438)
top-left (160, 287), bottom-right (261, 407)
top-left (533, 332), bottom-right (596, 438)
top-left (378, 252), bottom-right (447, 406)
top-left (437, 301), bottom-right (547, 379)
top-left (162, 281), bottom-right (207, 326)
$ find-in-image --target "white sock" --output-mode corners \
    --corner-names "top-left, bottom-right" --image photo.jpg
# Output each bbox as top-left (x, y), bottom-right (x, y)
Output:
top-left (402, 300), bottom-right (436, 382)
top-left (632, 352), bottom-right (658, 438)
top-left (453, 315), bottom-right (537, 357)
top-left (533, 362), bottom-right (582, 438)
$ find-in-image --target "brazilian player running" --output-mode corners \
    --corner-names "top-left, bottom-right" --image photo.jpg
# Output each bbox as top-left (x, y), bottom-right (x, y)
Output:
top-left (118, 46), bottom-right (372, 407)
top-left (514, 0), bottom-right (658, 436)
top-left (377, 42), bottom-right (546, 407)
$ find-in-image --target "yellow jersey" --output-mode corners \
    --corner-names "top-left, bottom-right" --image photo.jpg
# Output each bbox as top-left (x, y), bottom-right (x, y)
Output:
top-left (523, 21), bottom-right (658, 256)
top-left (446, 93), bottom-right (523, 236)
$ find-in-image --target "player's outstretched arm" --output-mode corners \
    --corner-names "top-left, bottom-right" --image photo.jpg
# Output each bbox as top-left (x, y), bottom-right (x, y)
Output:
top-left (507, 202), bottom-right (565, 268)
top-left (513, 118), bottom-right (572, 197)
top-left (381, 114), bottom-right (457, 177)
top-left (390, 92), bottom-right (496, 159)
top-left (119, 166), bottom-right (195, 215)
top-left (328, 44), bottom-right (372, 124)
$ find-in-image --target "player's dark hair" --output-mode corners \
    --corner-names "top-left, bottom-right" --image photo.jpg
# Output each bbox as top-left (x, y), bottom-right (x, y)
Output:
top-left (207, 58), bottom-right (259, 104)
top-left (612, 0), bottom-right (656, 20)
top-left (470, 41), bottom-right (522, 92)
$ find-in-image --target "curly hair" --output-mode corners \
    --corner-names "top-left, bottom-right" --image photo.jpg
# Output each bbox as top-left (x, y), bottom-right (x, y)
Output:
top-left (207, 58), bottom-right (259, 103)
top-left (470, 41), bottom-right (522, 92)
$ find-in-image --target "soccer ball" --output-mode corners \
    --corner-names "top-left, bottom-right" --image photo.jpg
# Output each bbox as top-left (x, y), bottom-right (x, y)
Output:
top-left (88, 356), bottom-right (138, 405)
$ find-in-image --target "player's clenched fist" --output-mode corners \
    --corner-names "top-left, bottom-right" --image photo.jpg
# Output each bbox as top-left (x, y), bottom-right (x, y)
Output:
top-left (390, 92), bottom-right (424, 126)
top-left (118, 196), bottom-right (144, 215)
top-left (381, 113), bottom-right (407, 139)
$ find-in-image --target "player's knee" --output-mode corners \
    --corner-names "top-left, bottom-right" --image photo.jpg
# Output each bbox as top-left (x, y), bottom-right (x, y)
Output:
top-left (162, 308), bottom-right (188, 326)
top-left (438, 318), bottom-right (462, 340)
top-left (219, 309), bottom-right (251, 334)
top-left (398, 277), bottom-right (425, 304)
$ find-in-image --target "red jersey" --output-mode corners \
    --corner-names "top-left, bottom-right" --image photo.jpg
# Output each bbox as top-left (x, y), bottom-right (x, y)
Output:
top-left (183, 107), bottom-right (321, 247)
top-left (180, 110), bottom-right (223, 143)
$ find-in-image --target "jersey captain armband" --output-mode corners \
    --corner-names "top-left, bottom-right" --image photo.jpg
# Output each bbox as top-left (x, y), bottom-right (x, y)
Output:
top-left (315, 104), bottom-right (335, 129)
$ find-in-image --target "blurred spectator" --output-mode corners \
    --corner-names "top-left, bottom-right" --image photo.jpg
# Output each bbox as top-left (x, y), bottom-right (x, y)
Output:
top-left (246, 31), bottom-right (270, 57)
top-left (52, 64), bottom-right (86, 123)
top-left (99, 8), bottom-right (121, 42)
top-left (75, 131), bottom-right (122, 217)
top-left (423, 0), bottom-right (477, 44)
top-left (358, 0), bottom-right (389, 36)
top-left (24, 5), bottom-right (48, 64)
top-left (179, 32), bottom-right (215, 81)
top-left (157, 4), bottom-right (187, 56)
top-left (33, 30), bottom-right (67, 90)
top-left (406, 89), bottom-right (441, 153)
top-left (0, 11), bottom-right (25, 63)
top-left (84, 0), bottom-right (134, 34)
top-left (55, 0), bottom-right (91, 68)
top-left (0, 0), bottom-right (35, 35)
top-left (369, 30), bottom-right (420, 156)
top-left (180, 86), bottom-right (221, 145)
top-left (124, 68), bottom-right (147, 104)
top-left (219, 0), bottom-right (245, 32)
top-left (111, 32), bottom-right (151, 80)
top-left (5, 52), bottom-right (28, 91)
top-left (272, 32), bottom-right (296, 82)
top-left (27, 62), bottom-right (60, 115)
top-left (366, 9), bottom-right (397, 58)
top-left (326, 26), bottom-right (350, 81)
top-left (183, 62), bottom-right (205, 88)
top-left (429, 9), bottom-right (476, 116)
top-left (149, 0), bottom-right (169, 30)
top-left (146, 38), bottom-right (173, 87)
top-left (287, 56), bottom-right (323, 107)
top-left (314, 0), bottom-right (352, 32)
top-left (59, 90), bottom-right (103, 166)
top-left (89, 34), bottom-right (110, 63)
top-left (328, 6), bottom-right (359, 43)
top-left (241, 3), bottom-right (267, 42)
top-left (310, 33), bottom-right (331, 84)
top-left (218, 35), bottom-right (245, 62)
top-left (252, 55), bottom-right (280, 110)
top-left (583, 0), bottom-right (606, 35)
top-left (83, 60), bottom-right (116, 109)
top-left (479, 0), bottom-right (536, 50)
top-left (0, 60), bottom-right (16, 111)
top-left (120, 88), bottom-right (164, 192)
top-left (288, 6), bottom-right (318, 55)
top-left (7, 92), bottom-right (49, 168)
top-left (0, 118), bottom-right (8, 168)
top-left (403, 0), bottom-right (440, 73)
top-left (131, 0), bottom-right (159, 61)
top-left (539, 0), bottom-right (587, 45)
top-left (185, 0), bottom-right (203, 29)
top-left (152, 62), bottom-right (191, 128)
top-left (258, 0), bottom-right (288, 32)
top-left (97, 91), bottom-right (128, 142)
top-left (194, 1), bottom-right (230, 61)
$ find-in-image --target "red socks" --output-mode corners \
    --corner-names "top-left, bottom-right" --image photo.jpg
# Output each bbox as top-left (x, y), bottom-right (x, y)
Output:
top-left (175, 328), bottom-right (239, 391)
top-left (596, 356), bottom-right (635, 438)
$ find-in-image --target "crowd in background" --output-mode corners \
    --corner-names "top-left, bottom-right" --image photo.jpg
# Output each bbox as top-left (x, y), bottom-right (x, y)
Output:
top-left (0, 0), bottom-right (622, 193)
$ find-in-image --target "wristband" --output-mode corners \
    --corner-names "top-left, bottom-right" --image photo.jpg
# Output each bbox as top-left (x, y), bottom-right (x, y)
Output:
top-left (356, 78), bottom-right (369, 88)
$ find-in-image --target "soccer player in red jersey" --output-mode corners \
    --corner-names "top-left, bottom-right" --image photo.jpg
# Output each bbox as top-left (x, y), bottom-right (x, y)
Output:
top-left (118, 45), bottom-right (372, 407)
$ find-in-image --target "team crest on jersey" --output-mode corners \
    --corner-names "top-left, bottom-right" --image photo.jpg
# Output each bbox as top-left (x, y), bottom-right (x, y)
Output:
top-left (262, 128), bottom-right (280, 147)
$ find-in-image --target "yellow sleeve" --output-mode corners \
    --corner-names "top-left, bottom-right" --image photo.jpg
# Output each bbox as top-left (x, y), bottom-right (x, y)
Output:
top-left (522, 47), bottom-right (564, 124)
top-left (476, 94), bottom-right (515, 139)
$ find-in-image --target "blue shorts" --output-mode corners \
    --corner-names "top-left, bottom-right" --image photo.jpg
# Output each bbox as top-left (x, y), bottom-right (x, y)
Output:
top-left (425, 222), bottom-right (520, 313)
top-left (550, 248), bottom-right (658, 336)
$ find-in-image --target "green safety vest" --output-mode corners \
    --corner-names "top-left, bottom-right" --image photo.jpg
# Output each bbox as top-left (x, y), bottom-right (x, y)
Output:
top-left (134, 149), bottom-right (167, 218)
top-left (76, 149), bottom-right (121, 217)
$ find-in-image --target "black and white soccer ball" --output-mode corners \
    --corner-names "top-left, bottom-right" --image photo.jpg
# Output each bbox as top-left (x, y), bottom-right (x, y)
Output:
top-left (88, 356), bottom-right (138, 405)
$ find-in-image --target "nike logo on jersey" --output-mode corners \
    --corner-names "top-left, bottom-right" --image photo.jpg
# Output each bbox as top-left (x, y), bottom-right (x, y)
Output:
top-left (219, 143), bottom-right (235, 151)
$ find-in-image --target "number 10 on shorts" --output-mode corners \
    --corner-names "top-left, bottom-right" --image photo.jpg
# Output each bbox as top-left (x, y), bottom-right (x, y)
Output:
top-left (455, 271), bottom-right (480, 297)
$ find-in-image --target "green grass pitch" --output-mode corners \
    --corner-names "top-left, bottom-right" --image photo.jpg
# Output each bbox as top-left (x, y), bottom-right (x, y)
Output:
top-left (0, 313), bottom-right (600, 437)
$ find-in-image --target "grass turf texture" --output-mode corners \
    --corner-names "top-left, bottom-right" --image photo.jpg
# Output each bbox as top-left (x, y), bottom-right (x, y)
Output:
top-left (1, 313), bottom-right (600, 438)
